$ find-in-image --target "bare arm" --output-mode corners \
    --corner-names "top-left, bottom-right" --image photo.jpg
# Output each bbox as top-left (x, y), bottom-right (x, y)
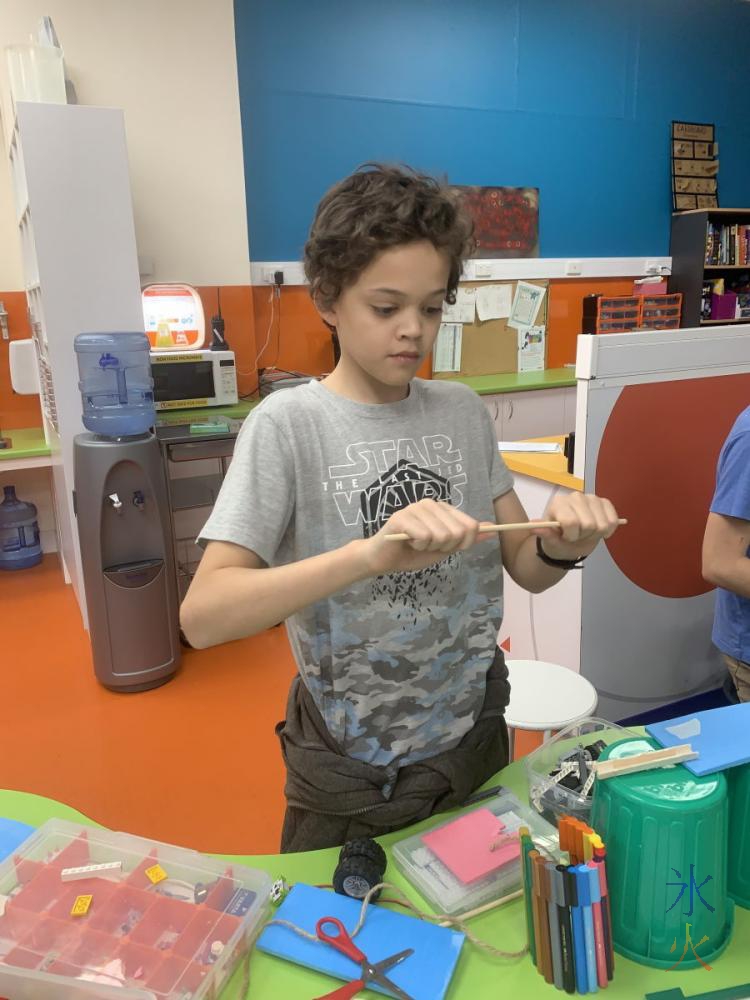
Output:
top-left (496, 489), bottom-right (621, 594)
top-left (180, 499), bottom-right (488, 648)
top-left (702, 512), bottom-right (750, 599)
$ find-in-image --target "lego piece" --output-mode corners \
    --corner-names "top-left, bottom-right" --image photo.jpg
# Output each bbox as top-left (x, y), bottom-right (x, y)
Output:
top-left (145, 863), bottom-right (168, 885)
top-left (71, 894), bottom-right (93, 916)
top-left (61, 861), bottom-right (122, 882)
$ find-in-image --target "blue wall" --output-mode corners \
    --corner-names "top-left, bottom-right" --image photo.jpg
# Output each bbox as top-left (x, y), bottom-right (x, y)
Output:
top-left (234, 0), bottom-right (750, 261)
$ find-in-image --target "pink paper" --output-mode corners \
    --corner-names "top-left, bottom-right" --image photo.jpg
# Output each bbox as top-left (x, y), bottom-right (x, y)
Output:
top-left (422, 808), bottom-right (520, 884)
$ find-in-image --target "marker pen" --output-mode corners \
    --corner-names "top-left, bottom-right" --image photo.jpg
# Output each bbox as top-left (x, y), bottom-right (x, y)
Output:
top-left (554, 865), bottom-right (575, 994)
top-left (565, 865), bottom-right (588, 994)
top-left (575, 863), bottom-right (597, 993)
top-left (545, 861), bottom-right (564, 990)
top-left (587, 863), bottom-right (607, 988)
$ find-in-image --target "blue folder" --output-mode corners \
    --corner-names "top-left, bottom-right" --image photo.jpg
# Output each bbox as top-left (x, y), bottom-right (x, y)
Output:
top-left (257, 883), bottom-right (464, 1000)
top-left (0, 819), bottom-right (35, 863)
top-left (647, 702), bottom-right (750, 775)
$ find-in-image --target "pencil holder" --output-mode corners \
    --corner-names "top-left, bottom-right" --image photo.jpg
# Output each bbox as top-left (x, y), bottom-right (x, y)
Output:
top-left (727, 760), bottom-right (750, 908)
top-left (590, 736), bottom-right (734, 969)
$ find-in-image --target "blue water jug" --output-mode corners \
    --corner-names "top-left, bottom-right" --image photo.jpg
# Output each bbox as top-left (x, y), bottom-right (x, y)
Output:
top-left (74, 332), bottom-right (155, 438)
top-left (0, 485), bottom-right (42, 570)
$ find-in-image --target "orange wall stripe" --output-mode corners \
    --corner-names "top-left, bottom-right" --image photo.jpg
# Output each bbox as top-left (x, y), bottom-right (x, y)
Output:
top-left (0, 291), bottom-right (42, 430)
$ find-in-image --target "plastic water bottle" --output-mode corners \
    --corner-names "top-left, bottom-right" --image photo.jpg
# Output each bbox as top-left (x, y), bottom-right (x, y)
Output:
top-left (0, 485), bottom-right (42, 570)
top-left (74, 332), bottom-right (155, 438)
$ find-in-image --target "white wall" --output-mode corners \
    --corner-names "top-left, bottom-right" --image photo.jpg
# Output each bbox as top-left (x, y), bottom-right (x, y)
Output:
top-left (0, 0), bottom-right (250, 290)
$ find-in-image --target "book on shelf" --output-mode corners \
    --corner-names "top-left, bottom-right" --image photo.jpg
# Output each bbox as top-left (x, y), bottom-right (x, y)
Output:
top-left (705, 221), bottom-right (750, 266)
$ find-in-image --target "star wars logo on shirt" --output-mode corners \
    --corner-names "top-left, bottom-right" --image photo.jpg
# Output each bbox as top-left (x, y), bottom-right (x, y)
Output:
top-left (321, 435), bottom-right (468, 620)
top-left (321, 434), bottom-right (467, 529)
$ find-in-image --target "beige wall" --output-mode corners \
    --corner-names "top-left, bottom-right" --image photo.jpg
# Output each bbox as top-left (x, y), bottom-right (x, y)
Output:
top-left (0, 0), bottom-right (250, 291)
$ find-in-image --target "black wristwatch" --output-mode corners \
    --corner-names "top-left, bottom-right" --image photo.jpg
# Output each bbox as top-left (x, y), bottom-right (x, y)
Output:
top-left (535, 535), bottom-right (587, 570)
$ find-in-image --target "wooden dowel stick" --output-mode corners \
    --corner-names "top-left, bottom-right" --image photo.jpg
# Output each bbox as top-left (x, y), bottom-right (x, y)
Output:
top-left (594, 743), bottom-right (697, 780)
top-left (438, 887), bottom-right (524, 925)
top-left (386, 517), bottom-right (628, 542)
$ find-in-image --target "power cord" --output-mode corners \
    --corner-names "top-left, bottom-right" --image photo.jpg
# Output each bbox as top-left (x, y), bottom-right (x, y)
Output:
top-left (239, 278), bottom-right (283, 399)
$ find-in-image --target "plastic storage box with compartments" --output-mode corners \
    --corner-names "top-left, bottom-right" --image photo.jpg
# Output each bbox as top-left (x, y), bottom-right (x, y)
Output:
top-left (0, 819), bottom-right (272, 999)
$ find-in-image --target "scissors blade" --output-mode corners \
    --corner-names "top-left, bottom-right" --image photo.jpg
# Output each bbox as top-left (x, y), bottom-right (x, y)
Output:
top-left (371, 948), bottom-right (414, 974)
top-left (368, 975), bottom-right (415, 1000)
top-left (367, 950), bottom-right (416, 1000)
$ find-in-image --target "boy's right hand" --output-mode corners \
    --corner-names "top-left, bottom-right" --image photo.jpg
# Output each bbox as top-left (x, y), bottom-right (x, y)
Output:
top-left (356, 499), bottom-right (489, 578)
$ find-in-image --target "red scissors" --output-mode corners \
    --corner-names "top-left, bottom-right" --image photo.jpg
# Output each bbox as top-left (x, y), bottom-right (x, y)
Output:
top-left (312, 915), bottom-right (415, 1000)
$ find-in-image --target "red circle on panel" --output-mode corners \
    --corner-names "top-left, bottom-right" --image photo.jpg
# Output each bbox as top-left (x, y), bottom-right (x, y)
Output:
top-left (595, 373), bottom-right (750, 598)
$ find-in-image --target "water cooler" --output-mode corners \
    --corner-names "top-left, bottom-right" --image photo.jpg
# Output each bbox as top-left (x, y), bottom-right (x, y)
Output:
top-left (73, 333), bottom-right (180, 691)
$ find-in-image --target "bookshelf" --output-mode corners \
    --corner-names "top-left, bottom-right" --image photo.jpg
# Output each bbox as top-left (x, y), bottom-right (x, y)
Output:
top-left (670, 208), bottom-right (750, 327)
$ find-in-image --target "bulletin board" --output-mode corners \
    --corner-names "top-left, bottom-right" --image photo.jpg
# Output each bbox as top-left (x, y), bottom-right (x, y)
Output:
top-left (433, 279), bottom-right (549, 379)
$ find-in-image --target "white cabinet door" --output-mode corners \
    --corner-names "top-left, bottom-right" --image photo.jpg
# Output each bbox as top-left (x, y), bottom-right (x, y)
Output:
top-left (502, 387), bottom-right (569, 440)
top-left (482, 394), bottom-right (504, 441)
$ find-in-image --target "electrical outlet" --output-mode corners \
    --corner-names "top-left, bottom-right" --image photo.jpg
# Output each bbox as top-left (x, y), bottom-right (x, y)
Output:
top-left (565, 260), bottom-right (582, 276)
top-left (262, 268), bottom-right (284, 284)
top-left (474, 263), bottom-right (492, 278)
top-left (644, 260), bottom-right (660, 274)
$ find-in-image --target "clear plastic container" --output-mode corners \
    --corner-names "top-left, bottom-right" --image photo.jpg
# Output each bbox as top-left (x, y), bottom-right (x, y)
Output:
top-left (391, 789), bottom-right (559, 916)
top-left (5, 44), bottom-right (66, 105)
top-left (75, 333), bottom-right (155, 438)
top-left (524, 716), bottom-right (637, 826)
top-left (0, 818), bottom-right (272, 999)
top-left (0, 485), bottom-right (42, 571)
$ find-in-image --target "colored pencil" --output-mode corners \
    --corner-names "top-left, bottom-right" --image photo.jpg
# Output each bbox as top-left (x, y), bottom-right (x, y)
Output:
top-left (532, 853), bottom-right (553, 985)
top-left (519, 828), bottom-right (537, 965)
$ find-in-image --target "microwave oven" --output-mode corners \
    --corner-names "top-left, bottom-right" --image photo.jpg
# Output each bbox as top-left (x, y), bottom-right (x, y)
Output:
top-left (150, 349), bottom-right (238, 410)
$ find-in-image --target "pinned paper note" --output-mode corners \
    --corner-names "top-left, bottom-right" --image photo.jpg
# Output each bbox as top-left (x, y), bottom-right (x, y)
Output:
top-left (476, 284), bottom-right (512, 321)
top-left (442, 287), bottom-right (476, 324)
top-left (508, 281), bottom-right (546, 330)
top-left (422, 808), bottom-right (520, 884)
top-left (517, 324), bottom-right (545, 372)
top-left (433, 323), bottom-right (462, 372)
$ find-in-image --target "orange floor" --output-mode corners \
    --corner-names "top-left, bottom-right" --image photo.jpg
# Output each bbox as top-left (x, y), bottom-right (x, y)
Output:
top-left (0, 555), bottom-right (541, 856)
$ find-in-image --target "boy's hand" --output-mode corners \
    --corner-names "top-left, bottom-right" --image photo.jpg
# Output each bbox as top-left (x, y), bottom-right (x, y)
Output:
top-left (357, 499), bottom-right (488, 577)
top-left (531, 492), bottom-right (620, 562)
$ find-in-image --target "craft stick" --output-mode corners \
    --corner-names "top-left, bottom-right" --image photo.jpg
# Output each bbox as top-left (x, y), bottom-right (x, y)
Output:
top-left (437, 886), bottom-right (524, 925)
top-left (386, 517), bottom-right (628, 542)
top-left (594, 743), bottom-right (697, 780)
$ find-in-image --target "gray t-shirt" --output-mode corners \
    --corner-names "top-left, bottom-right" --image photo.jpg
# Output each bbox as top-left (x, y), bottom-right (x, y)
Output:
top-left (199, 377), bottom-right (514, 768)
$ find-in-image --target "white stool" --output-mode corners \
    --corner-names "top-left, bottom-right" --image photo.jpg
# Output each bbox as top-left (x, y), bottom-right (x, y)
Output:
top-left (504, 659), bottom-right (599, 759)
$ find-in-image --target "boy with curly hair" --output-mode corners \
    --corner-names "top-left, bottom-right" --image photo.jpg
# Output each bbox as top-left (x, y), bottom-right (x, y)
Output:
top-left (181, 164), bottom-right (620, 851)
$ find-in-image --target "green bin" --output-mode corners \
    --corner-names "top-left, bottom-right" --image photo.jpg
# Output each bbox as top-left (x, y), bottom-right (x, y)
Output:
top-left (728, 761), bottom-right (750, 908)
top-left (591, 736), bottom-right (734, 969)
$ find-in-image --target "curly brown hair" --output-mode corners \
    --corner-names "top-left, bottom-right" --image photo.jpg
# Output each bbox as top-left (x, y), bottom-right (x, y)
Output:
top-left (303, 163), bottom-right (475, 311)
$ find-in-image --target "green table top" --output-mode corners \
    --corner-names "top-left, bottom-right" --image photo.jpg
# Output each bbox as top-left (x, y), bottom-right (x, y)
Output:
top-left (155, 399), bottom-right (259, 426)
top-left (0, 426), bottom-right (51, 461)
top-left (443, 367), bottom-right (577, 395)
top-left (1, 759), bottom-right (747, 999)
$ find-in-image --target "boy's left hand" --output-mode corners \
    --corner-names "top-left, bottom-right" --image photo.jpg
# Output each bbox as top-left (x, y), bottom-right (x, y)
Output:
top-left (532, 493), bottom-right (620, 562)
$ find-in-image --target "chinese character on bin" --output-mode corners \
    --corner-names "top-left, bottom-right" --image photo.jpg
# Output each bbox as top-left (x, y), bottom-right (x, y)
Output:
top-left (666, 864), bottom-right (714, 917)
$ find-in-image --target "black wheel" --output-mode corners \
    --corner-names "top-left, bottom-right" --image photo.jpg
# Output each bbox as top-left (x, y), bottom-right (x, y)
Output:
top-left (333, 856), bottom-right (384, 901)
top-left (338, 837), bottom-right (387, 873)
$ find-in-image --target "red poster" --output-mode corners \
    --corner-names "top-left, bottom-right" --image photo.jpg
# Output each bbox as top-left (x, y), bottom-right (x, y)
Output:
top-left (456, 186), bottom-right (539, 258)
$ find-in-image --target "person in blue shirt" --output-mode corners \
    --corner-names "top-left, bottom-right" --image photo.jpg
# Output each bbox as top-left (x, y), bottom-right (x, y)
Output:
top-left (703, 404), bottom-right (750, 702)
